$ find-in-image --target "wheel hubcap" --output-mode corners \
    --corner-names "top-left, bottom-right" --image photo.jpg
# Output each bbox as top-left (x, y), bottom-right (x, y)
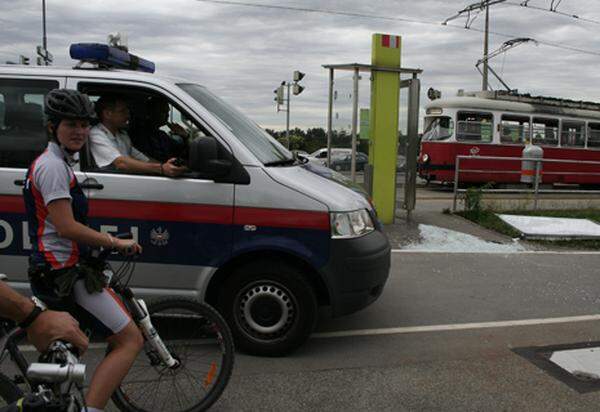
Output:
top-left (239, 283), bottom-right (294, 336)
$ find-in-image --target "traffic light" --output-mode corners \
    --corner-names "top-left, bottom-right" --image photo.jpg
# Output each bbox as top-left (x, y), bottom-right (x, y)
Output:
top-left (293, 83), bottom-right (304, 96)
top-left (19, 55), bottom-right (30, 65)
top-left (273, 85), bottom-right (284, 105)
top-left (293, 70), bottom-right (305, 82)
top-left (292, 71), bottom-right (305, 96)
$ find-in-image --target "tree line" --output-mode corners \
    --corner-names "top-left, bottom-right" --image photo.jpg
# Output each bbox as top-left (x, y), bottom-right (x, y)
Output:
top-left (265, 127), bottom-right (408, 155)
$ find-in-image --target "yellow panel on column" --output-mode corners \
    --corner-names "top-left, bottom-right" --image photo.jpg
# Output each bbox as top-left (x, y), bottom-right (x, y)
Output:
top-left (369, 33), bottom-right (401, 224)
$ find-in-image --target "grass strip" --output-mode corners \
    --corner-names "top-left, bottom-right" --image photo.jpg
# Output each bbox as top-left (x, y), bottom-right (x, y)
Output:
top-left (457, 209), bottom-right (600, 250)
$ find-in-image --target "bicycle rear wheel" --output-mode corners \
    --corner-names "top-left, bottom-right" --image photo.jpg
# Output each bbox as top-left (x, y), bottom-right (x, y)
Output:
top-left (112, 298), bottom-right (234, 412)
top-left (0, 372), bottom-right (22, 407)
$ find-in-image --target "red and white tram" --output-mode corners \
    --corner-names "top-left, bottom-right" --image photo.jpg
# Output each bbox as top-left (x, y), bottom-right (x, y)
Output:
top-left (418, 90), bottom-right (600, 185)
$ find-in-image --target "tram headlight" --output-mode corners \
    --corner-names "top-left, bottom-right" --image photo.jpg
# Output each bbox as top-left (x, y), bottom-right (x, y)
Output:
top-left (330, 209), bottom-right (375, 239)
top-left (422, 154), bottom-right (430, 163)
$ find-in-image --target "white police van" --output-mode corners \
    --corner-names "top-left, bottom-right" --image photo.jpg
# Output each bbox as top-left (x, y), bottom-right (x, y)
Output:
top-left (0, 43), bottom-right (390, 356)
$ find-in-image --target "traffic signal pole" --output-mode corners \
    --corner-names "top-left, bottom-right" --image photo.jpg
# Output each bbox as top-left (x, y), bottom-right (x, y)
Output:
top-left (286, 82), bottom-right (291, 149)
top-left (273, 71), bottom-right (305, 150)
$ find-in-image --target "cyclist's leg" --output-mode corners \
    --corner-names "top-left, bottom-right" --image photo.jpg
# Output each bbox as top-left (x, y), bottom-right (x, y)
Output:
top-left (71, 280), bottom-right (144, 410)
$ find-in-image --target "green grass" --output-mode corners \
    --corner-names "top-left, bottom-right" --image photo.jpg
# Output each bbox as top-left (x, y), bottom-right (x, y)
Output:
top-left (457, 209), bottom-right (600, 250)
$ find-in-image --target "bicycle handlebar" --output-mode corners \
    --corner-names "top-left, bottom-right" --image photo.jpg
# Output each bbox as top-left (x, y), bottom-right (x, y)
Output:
top-left (97, 232), bottom-right (135, 261)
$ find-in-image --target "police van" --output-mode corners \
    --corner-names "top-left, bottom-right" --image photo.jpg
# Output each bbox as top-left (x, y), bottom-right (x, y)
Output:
top-left (0, 43), bottom-right (391, 356)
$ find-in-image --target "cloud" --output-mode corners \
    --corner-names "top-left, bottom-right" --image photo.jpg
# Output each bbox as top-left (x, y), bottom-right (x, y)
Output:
top-left (1, 0), bottom-right (599, 130)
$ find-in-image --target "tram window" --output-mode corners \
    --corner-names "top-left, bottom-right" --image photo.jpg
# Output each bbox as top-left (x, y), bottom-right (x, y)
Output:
top-left (561, 121), bottom-right (585, 148)
top-left (422, 116), bottom-right (453, 141)
top-left (456, 111), bottom-right (493, 142)
top-left (532, 117), bottom-right (558, 146)
top-left (500, 114), bottom-right (529, 144)
top-left (588, 123), bottom-right (600, 148)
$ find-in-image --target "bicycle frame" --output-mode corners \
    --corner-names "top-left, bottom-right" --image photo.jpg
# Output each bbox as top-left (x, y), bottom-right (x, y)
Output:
top-left (0, 323), bottom-right (30, 387)
top-left (109, 270), bottom-right (180, 369)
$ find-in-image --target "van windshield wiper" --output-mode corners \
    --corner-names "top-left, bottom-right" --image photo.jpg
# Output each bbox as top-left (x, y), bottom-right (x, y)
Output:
top-left (264, 158), bottom-right (297, 167)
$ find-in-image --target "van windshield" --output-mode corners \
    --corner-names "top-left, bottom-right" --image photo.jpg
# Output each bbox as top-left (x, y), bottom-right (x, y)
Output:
top-left (178, 83), bottom-right (292, 164)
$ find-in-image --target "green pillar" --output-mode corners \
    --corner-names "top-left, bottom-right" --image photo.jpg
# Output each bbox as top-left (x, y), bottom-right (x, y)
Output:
top-left (369, 33), bottom-right (401, 224)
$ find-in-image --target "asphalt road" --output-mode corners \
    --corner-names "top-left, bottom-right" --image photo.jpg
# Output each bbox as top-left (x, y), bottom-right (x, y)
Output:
top-left (7, 251), bottom-right (600, 411)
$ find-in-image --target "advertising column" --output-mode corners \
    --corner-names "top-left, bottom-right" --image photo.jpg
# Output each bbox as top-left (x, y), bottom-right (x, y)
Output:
top-left (369, 33), bottom-right (401, 224)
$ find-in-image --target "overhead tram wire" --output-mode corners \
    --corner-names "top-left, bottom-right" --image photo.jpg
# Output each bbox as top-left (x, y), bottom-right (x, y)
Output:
top-left (196, 0), bottom-right (600, 58)
top-left (444, 22), bottom-right (600, 57)
top-left (196, 0), bottom-right (441, 27)
top-left (504, 1), bottom-right (600, 26)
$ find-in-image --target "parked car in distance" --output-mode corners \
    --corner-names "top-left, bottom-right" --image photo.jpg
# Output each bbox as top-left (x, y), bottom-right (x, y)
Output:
top-left (310, 148), bottom-right (352, 164)
top-left (330, 152), bottom-right (369, 171)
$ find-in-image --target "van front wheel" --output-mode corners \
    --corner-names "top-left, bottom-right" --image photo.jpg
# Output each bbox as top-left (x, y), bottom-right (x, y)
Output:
top-left (219, 260), bottom-right (318, 357)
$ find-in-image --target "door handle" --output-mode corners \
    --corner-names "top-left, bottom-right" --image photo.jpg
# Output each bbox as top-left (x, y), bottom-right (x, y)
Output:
top-left (80, 178), bottom-right (104, 190)
top-left (14, 180), bottom-right (25, 187)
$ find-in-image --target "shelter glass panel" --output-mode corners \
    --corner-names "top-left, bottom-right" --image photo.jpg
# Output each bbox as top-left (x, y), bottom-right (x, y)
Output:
top-left (456, 111), bottom-right (493, 143)
top-left (588, 122), bottom-right (600, 148)
top-left (500, 114), bottom-right (529, 144)
top-left (0, 79), bottom-right (57, 168)
top-left (561, 121), bottom-right (585, 148)
top-left (532, 117), bottom-right (558, 146)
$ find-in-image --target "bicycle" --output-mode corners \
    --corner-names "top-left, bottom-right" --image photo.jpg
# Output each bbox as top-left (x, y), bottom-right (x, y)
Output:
top-left (0, 234), bottom-right (235, 412)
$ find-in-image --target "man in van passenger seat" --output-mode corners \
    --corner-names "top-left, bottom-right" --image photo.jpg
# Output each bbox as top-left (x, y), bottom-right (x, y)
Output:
top-left (131, 96), bottom-right (189, 163)
top-left (89, 95), bottom-right (186, 177)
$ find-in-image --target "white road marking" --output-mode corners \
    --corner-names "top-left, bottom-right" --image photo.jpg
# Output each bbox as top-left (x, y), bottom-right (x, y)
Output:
top-left (392, 249), bottom-right (600, 255)
top-left (312, 314), bottom-right (600, 339)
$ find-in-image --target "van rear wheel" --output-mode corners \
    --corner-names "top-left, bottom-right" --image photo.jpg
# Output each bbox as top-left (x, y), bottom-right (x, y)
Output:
top-left (219, 260), bottom-right (318, 357)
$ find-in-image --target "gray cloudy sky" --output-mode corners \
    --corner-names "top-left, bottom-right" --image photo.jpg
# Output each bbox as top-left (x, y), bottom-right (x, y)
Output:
top-left (2, 0), bottom-right (600, 131)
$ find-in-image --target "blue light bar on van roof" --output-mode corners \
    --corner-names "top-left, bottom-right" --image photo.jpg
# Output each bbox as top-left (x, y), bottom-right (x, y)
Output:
top-left (69, 43), bottom-right (155, 73)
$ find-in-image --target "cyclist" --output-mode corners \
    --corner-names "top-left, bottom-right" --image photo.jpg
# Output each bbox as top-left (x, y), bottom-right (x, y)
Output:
top-left (0, 281), bottom-right (88, 353)
top-left (23, 89), bottom-right (144, 412)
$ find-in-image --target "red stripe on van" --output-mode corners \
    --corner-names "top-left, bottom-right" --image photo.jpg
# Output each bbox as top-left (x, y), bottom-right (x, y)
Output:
top-left (0, 196), bottom-right (329, 231)
top-left (87, 199), bottom-right (234, 224)
top-left (234, 207), bottom-right (330, 231)
top-left (1, 196), bottom-right (24, 213)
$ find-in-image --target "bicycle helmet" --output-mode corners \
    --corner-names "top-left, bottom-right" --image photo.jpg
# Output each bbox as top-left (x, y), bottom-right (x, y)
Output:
top-left (44, 89), bottom-right (96, 122)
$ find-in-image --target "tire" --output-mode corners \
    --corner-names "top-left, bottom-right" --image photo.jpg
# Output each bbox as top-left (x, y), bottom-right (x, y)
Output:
top-left (0, 372), bottom-right (22, 407)
top-left (219, 259), bottom-right (318, 357)
top-left (112, 298), bottom-right (234, 412)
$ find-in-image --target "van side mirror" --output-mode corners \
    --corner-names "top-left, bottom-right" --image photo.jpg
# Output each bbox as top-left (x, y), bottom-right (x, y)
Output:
top-left (189, 136), bottom-right (231, 177)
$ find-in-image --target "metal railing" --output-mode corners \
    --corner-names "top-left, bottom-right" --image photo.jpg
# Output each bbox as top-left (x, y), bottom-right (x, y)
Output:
top-left (452, 155), bottom-right (600, 212)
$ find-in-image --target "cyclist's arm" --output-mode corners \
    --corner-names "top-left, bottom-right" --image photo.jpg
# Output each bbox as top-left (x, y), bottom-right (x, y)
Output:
top-left (0, 282), bottom-right (88, 353)
top-left (0, 281), bottom-right (35, 323)
top-left (47, 199), bottom-right (141, 254)
top-left (47, 199), bottom-right (114, 248)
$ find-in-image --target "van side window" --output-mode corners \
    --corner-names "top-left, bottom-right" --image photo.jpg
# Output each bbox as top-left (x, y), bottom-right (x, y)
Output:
top-left (588, 122), bottom-right (600, 148)
top-left (0, 79), bottom-right (58, 168)
top-left (456, 111), bottom-right (493, 143)
top-left (531, 117), bottom-right (559, 146)
top-left (500, 114), bottom-right (529, 144)
top-left (560, 121), bottom-right (585, 148)
top-left (77, 83), bottom-right (216, 177)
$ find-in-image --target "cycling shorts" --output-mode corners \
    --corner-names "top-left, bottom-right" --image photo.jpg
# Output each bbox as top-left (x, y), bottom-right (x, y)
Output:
top-left (31, 277), bottom-right (131, 339)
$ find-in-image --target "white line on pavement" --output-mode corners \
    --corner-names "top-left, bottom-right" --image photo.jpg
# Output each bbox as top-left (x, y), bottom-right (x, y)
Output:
top-left (391, 249), bottom-right (600, 255)
top-left (312, 314), bottom-right (600, 339)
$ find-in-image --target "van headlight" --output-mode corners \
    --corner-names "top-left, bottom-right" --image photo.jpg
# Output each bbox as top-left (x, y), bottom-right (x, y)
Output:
top-left (330, 209), bottom-right (375, 239)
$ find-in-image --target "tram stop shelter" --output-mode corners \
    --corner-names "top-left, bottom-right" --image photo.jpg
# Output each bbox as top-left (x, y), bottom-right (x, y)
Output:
top-left (322, 62), bottom-right (422, 222)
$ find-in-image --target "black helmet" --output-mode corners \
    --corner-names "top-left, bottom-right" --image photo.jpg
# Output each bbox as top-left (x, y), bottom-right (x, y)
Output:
top-left (44, 89), bottom-right (96, 122)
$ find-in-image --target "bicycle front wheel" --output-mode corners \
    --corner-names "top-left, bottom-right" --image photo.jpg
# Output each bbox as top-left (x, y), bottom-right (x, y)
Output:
top-left (112, 298), bottom-right (234, 412)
